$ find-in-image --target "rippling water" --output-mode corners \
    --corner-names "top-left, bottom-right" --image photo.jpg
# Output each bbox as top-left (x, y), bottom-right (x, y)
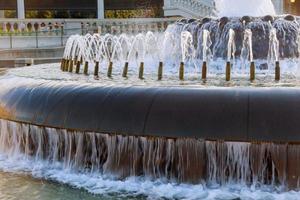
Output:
top-left (6, 61), bottom-right (300, 88)
top-left (0, 153), bottom-right (300, 200)
top-left (0, 172), bottom-right (113, 200)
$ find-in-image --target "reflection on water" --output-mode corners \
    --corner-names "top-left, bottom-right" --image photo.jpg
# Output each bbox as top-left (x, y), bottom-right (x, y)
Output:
top-left (0, 172), bottom-right (143, 200)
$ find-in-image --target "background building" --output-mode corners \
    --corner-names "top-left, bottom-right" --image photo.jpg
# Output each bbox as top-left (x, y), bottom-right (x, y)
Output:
top-left (0, 0), bottom-right (298, 19)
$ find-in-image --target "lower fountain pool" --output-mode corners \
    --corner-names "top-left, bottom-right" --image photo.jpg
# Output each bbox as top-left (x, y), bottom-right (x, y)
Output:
top-left (0, 150), bottom-right (299, 200)
top-left (0, 117), bottom-right (299, 200)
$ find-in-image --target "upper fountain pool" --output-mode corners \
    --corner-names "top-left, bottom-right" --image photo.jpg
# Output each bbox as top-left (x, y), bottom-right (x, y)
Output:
top-left (55, 15), bottom-right (300, 88)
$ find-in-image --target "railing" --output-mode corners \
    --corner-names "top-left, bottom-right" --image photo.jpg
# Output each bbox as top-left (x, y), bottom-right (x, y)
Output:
top-left (164, 0), bottom-right (214, 18)
top-left (0, 18), bottom-right (177, 49)
top-left (0, 18), bottom-right (176, 35)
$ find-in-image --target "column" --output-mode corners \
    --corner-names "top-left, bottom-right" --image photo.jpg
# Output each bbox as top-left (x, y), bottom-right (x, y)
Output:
top-left (17, 0), bottom-right (25, 19)
top-left (0, 10), bottom-right (4, 18)
top-left (97, 0), bottom-right (104, 19)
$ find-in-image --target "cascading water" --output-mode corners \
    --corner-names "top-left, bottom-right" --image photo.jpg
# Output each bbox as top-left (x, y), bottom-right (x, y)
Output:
top-left (1, 119), bottom-right (300, 191)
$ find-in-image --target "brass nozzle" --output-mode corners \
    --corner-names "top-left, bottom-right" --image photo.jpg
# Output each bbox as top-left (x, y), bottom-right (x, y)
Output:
top-left (225, 61), bottom-right (231, 81)
top-left (107, 62), bottom-right (113, 77)
top-left (122, 62), bottom-right (129, 78)
top-left (275, 61), bottom-right (280, 81)
top-left (179, 62), bottom-right (184, 81)
top-left (84, 61), bottom-right (89, 75)
top-left (94, 61), bottom-right (99, 76)
top-left (158, 62), bottom-right (163, 81)
top-left (250, 61), bottom-right (255, 81)
top-left (139, 62), bottom-right (144, 80)
top-left (202, 61), bottom-right (207, 80)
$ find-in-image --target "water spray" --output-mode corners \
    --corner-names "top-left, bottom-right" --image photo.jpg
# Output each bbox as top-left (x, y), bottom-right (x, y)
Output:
top-left (241, 29), bottom-right (253, 76)
top-left (202, 30), bottom-right (212, 80)
top-left (268, 27), bottom-right (280, 81)
top-left (180, 31), bottom-right (193, 81)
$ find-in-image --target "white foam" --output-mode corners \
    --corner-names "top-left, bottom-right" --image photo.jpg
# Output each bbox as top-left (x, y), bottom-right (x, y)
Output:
top-left (0, 153), bottom-right (299, 200)
top-left (215, 0), bottom-right (276, 17)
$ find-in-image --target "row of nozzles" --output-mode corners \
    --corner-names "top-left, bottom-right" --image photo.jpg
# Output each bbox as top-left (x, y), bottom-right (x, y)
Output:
top-left (61, 58), bottom-right (163, 80)
top-left (61, 58), bottom-right (281, 81)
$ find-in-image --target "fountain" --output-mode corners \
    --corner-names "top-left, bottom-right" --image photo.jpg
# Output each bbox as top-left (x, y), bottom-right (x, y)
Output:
top-left (1, 0), bottom-right (300, 199)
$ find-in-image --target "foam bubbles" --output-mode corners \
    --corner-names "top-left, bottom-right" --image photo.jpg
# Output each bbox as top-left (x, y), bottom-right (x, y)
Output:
top-left (0, 153), bottom-right (299, 200)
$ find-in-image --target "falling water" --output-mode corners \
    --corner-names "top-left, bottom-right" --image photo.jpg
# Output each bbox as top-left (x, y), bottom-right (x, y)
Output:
top-left (1, 118), bottom-right (300, 190)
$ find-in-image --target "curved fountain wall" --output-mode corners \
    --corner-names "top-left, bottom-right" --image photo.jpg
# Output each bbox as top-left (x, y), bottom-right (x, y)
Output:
top-left (1, 80), bottom-right (300, 143)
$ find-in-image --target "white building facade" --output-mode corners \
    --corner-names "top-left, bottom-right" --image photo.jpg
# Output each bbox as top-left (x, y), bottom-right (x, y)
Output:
top-left (163, 0), bottom-right (285, 18)
top-left (10, 0), bottom-right (287, 19)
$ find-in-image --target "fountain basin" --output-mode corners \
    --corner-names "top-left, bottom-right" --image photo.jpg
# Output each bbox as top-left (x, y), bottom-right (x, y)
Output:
top-left (1, 75), bottom-right (300, 143)
top-left (2, 64), bottom-right (300, 189)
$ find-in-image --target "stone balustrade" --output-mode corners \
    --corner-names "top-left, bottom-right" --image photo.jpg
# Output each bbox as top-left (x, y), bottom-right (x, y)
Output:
top-left (0, 18), bottom-right (177, 49)
top-left (0, 18), bottom-right (177, 36)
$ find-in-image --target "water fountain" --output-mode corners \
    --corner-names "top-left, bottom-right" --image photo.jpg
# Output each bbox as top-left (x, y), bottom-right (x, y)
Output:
top-left (1, 0), bottom-right (300, 199)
